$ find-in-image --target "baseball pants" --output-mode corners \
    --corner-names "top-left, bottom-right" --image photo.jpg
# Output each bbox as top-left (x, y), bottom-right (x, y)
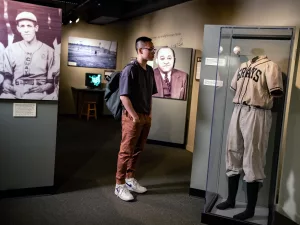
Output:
top-left (226, 104), bottom-right (272, 182)
top-left (15, 84), bottom-right (46, 100)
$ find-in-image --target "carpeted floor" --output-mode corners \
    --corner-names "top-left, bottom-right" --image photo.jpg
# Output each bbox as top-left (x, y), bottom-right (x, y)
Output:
top-left (0, 115), bottom-right (204, 225)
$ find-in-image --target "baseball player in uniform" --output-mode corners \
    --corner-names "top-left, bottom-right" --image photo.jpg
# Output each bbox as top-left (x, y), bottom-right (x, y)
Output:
top-left (1, 11), bottom-right (55, 100)
top-left (216, 55), bottom-right (283, 221)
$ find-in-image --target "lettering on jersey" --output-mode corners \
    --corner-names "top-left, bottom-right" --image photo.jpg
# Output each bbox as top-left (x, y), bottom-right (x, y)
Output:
top-left (237, 66), bottom-right (262, 82)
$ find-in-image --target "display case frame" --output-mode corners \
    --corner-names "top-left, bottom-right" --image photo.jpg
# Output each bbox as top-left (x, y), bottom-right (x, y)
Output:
top-left (201, 26), bottom-right (297, 225)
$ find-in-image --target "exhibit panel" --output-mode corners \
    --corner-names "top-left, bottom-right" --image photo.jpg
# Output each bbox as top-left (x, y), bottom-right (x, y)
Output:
top-left (0, 1), bottom-right (61, 192)
top-left (148, 47), bottom-right (193, 144)
top-left (0, 103), bottom-right (58, 191)
top-left (202, 26), bottom-right (295, 225)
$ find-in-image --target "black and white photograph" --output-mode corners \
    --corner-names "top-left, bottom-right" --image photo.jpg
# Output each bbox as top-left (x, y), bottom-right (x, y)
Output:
top-left (0, 0), bottom-right (61, 100)
top-left (68, 36), bottom-right (117, 69)
top-left (152, 46), bottom-right (192, 101)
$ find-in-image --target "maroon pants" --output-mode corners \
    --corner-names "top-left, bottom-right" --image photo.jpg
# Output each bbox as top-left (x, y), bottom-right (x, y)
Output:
top-left (116, 110), bottom-right (151, 184)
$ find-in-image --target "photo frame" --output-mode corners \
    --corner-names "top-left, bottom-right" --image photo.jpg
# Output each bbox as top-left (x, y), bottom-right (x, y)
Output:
top-left (104, 70), bottom-right (114, 81)
top-left (104, 70), bottom-right (114, 76)
top-left (152, 47), bottom-right (192, 101)
top-left (68, 37), bottom-right (117, 69)
top-left (195, 57), bottom-right (201, 81)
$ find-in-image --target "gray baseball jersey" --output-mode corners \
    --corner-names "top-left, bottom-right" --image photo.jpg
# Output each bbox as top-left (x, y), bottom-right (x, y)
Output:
top-left (3, 40), bottom-right (54, 82)
top-left (2, 40), bottom-right (55, 99)
top-left (230, 55), bottom-right (283, 109)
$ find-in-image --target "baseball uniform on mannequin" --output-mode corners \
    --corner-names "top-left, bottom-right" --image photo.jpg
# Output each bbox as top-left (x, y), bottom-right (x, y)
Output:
top-left (216, 55), bottom-right (283, 221)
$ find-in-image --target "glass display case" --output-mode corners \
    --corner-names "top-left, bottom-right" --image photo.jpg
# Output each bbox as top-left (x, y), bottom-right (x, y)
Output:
top-left (201, 27), bottom-right (295, 225)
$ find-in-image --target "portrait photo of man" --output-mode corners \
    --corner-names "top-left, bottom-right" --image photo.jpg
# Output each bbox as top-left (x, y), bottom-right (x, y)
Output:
top-left (153, 46), bottom-right (188, 100)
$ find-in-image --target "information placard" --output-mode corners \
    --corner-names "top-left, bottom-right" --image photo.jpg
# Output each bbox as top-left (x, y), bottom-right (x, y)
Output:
top-left (13, 103), bottom-right (37, 117)
top-left (203, 79), bottom-right (223, 87)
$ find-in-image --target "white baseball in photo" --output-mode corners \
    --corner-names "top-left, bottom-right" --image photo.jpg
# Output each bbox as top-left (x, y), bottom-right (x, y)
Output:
top-left (219, 46), bottom-right (223, 54)
top-left (233, 46), bottom-right (241, 55)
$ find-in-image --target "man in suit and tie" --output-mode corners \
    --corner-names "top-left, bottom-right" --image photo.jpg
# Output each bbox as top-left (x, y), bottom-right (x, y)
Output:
top-left (153, 46), bottom-right (187, 100)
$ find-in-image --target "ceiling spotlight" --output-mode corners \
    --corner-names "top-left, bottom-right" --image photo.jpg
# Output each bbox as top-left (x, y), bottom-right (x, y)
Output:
top-left (96, 0), bottom-right (101, 6)
top-left (76, 18), bottom-right (80, 23)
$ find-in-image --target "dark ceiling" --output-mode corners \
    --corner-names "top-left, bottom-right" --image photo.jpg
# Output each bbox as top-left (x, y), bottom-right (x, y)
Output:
top-left (14, 0), bottom-right (192, 25)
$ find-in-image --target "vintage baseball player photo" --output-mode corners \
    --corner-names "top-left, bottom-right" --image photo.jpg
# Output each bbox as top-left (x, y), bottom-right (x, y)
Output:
top-left (0, 0), bottom-right (61, 101)
top-left (68, 36), bottom-right (117, 69)
top-left (152, 46), bottom-right (191, 101)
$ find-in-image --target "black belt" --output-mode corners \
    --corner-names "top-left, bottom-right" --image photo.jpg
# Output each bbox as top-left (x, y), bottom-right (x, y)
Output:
top-left (15, 79), bottom-right (46, 86)
top-left (14, 73), bottom-right (48, 85)
top-left (236, 102), bottom-right (268, 110)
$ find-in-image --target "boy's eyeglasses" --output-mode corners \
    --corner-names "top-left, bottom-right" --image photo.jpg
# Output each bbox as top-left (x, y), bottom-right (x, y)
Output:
top-left (142, 48), bottom-right (156, 52)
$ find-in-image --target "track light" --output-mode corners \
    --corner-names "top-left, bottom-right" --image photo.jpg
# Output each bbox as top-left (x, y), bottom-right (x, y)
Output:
top-left (63, 14), bottom-right (80, 25)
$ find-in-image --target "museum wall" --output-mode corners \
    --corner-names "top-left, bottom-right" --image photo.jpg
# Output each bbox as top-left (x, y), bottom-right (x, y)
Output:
top-left (59, 21), bottom-right (125, 114)
top-left (122, 0), bottom-right (300, 60)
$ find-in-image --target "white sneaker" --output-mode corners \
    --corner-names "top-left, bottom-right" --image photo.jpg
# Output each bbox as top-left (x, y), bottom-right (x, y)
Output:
top-left (115, 184), bottom-right (134, 201)
top-left (125, 178), bottom-right (147, 194)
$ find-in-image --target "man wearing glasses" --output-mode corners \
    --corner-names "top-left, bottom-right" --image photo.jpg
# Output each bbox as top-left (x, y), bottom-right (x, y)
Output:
top-left (153, 46), bottom-right (187, 100)
top-left (1, 11), bottom-right (55, 99)
top-left (115, 36), bottom-right (157, 202)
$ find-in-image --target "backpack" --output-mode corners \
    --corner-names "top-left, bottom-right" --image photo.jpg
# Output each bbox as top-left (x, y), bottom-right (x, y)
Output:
top-left (104, 62), bottom-right (138, 121)
top-left (104, 71), bottom-right (122, 121)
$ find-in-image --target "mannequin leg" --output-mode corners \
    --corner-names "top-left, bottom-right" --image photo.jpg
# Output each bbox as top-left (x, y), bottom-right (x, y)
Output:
top-left (220, 105), bottom-right (243, 210)
top-left (233, 107), bottom-right (271, 220)
top-left (233, 181), bottom-right (259, 220)
top-left (216, 174), bottom-right (240, 210)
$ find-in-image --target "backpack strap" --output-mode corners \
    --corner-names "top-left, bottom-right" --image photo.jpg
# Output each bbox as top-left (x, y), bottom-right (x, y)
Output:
top-left (123, 60), bottom-right (138, 70)
top-left (121, 60), bottom-right (140, 79)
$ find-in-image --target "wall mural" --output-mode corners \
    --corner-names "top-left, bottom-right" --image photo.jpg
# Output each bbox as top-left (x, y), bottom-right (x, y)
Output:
top-left (0, 0), bottom-right (61, 100)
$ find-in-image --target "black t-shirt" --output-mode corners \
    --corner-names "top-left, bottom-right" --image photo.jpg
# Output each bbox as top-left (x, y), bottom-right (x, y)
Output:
top-left (119, 60), bottom-right (158, 114)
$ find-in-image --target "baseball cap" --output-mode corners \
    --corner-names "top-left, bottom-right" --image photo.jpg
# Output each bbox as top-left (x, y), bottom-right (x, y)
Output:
top-left (16, 12), bottom-right (37, 22)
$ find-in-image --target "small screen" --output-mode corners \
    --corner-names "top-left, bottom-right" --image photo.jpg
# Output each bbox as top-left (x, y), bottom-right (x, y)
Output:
top-left (85, 73), bottom-right (102, 88)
